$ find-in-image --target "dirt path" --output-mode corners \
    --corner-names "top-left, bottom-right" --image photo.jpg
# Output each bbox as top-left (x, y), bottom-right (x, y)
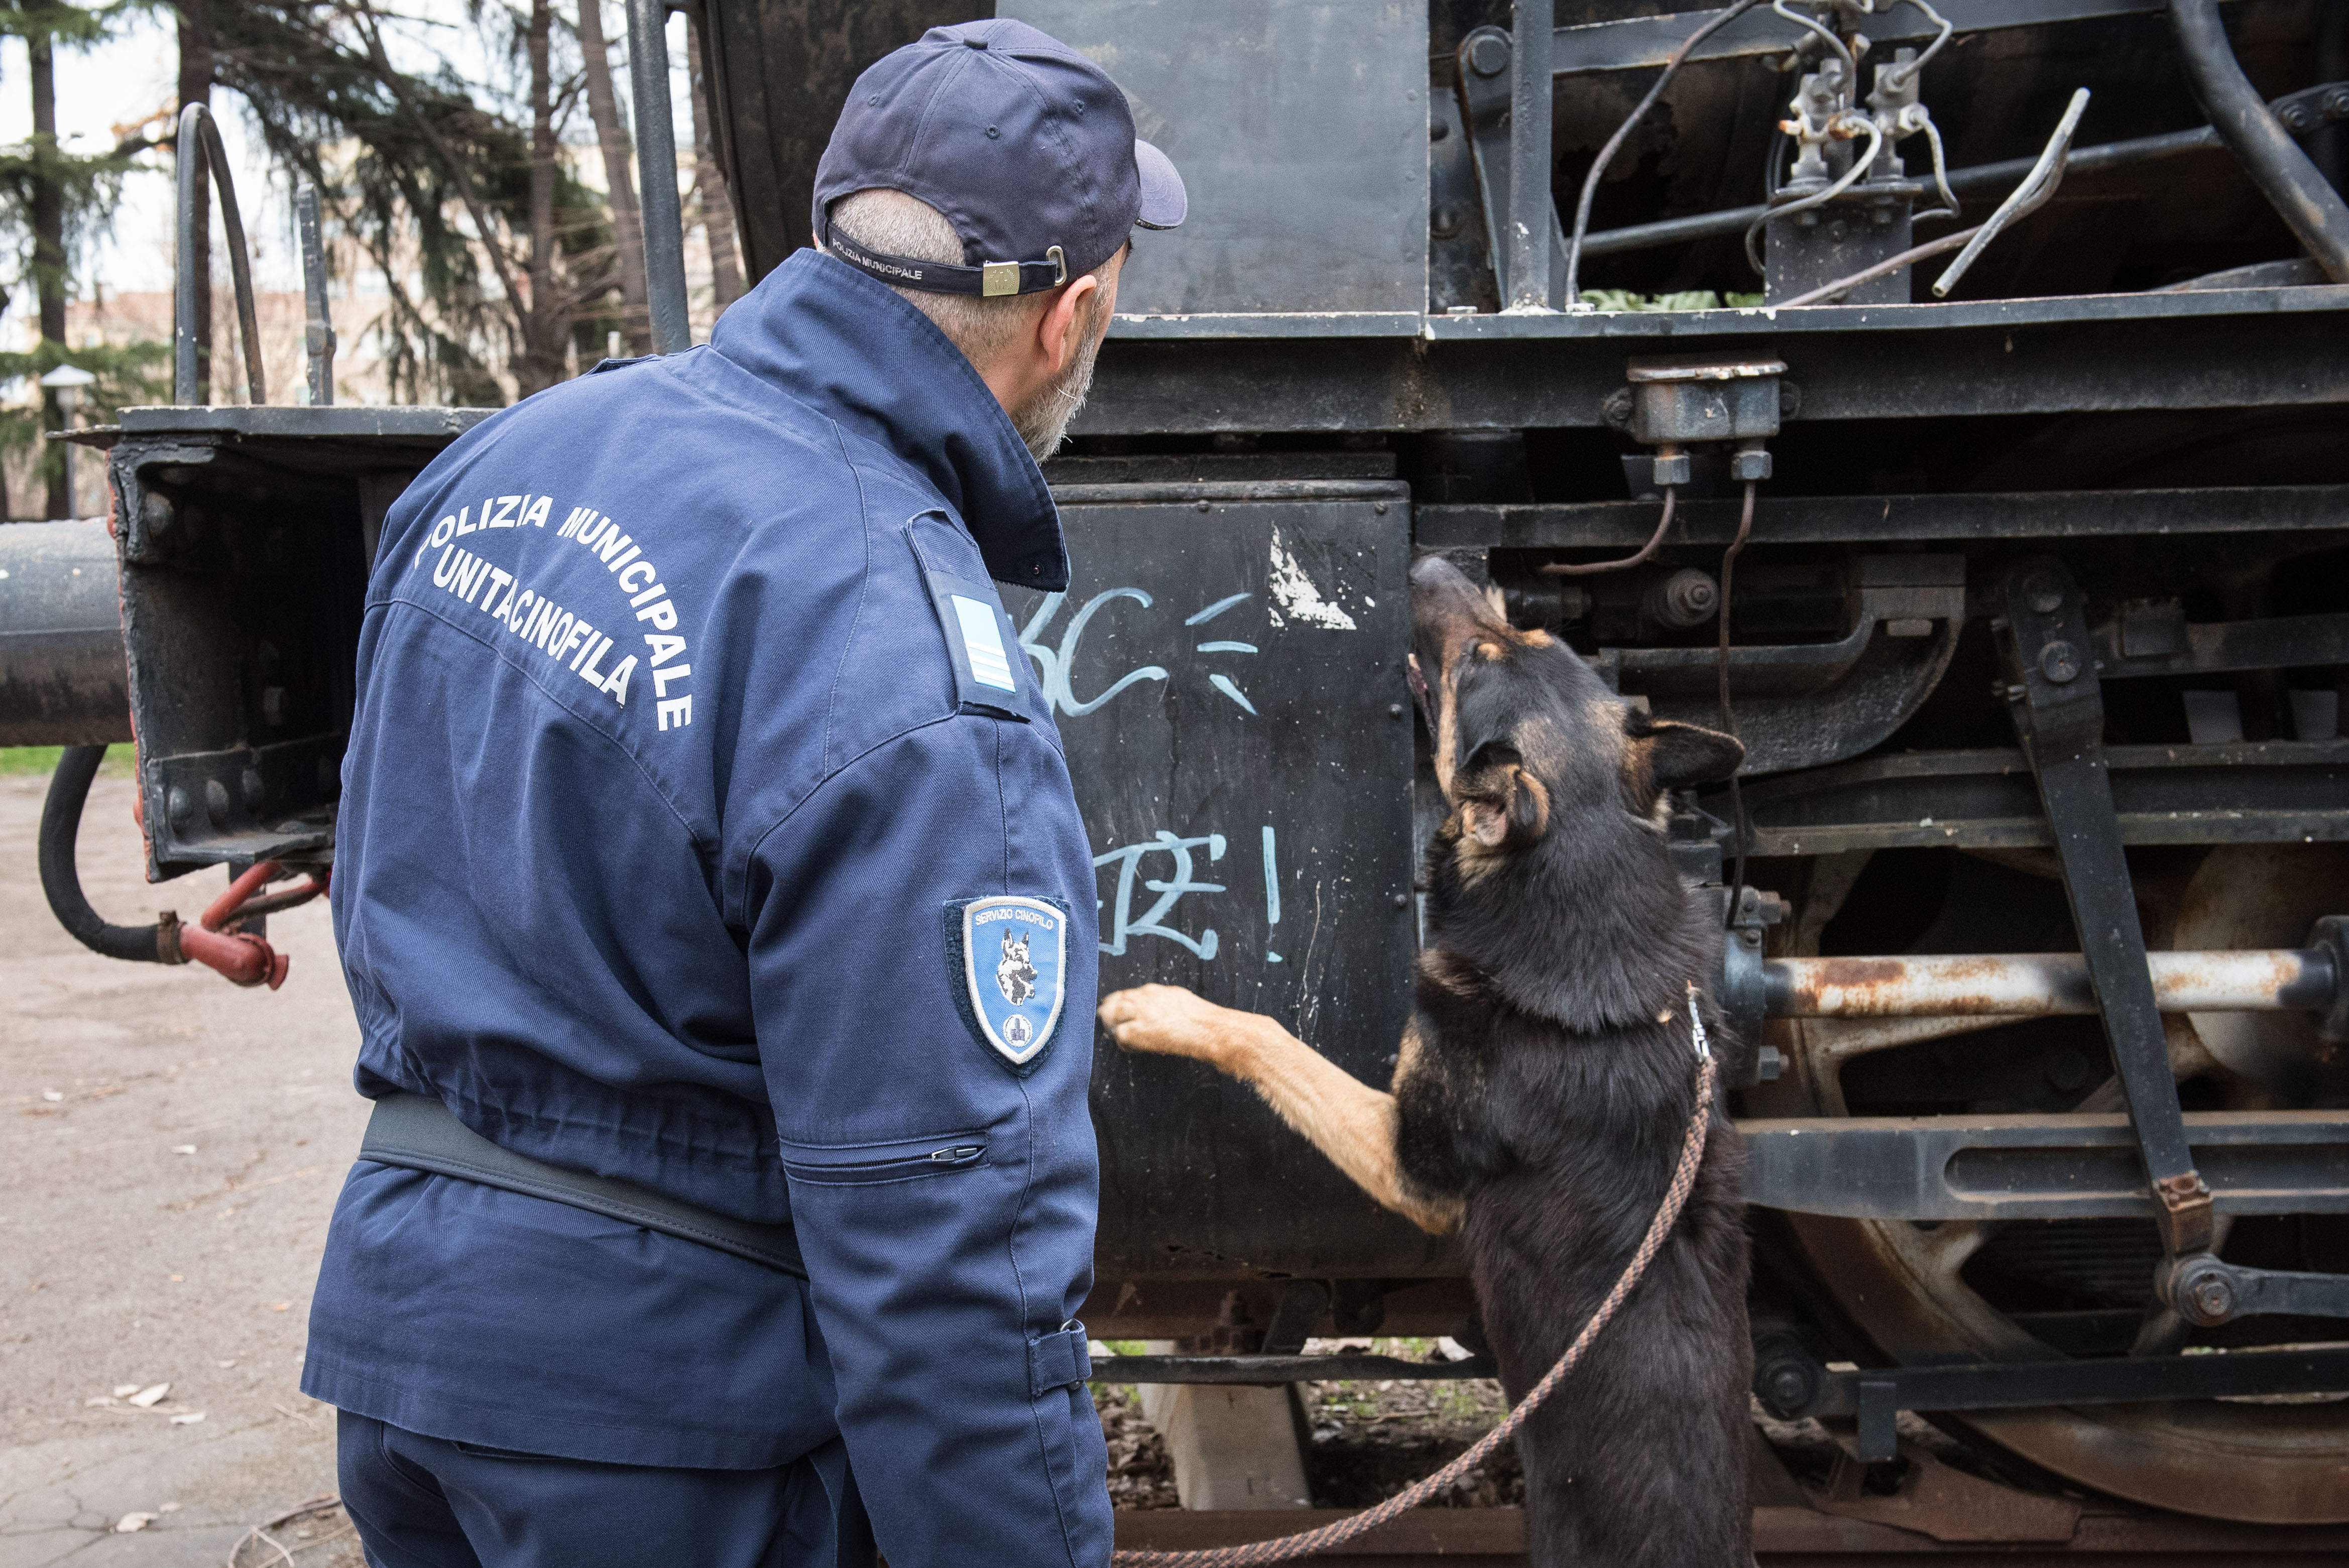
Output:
top-left (1, 773), bottom-right (366, 1566)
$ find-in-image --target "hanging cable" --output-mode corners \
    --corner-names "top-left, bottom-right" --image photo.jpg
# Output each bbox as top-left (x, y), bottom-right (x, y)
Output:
top-left (1719, 481), bottom-right (1757, 926)
top-left (1771, 0), bottom-right (1853, 79)
top-left (1563, 0), bottom-right (1770, 309)
top-left (1539, 487), bottom-right (1679, 576)
top-left (1916, 113), bottom-right (1959, 221)
top-left (1877, 0), bottom-right (1955, 94)
top-left (41, 745), bottom-right (178, 964)
top-left (1744, 114), bottom-right (1884, 275)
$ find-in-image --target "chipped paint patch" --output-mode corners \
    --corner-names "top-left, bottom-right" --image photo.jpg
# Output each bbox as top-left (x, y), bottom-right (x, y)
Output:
top-left (1266, 526), bottom-right (1357, 631)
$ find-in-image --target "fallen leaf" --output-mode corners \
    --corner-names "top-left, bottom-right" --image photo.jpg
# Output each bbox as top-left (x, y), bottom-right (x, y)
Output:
top-left (271, 1301), bottom-right (291, 1312)
top-left (111, 1383), bottom-right (140, 1398)
top-left (170, 1145), bottom-right (196, 1155)
top-left (160, 1502), bottom-right (182, 1513)
top-left (126, 1383), bottom-right (170, 1407)
top-left (113, 1512), bottom-right (155, 1533)
top-left (41, 1090), bottom-right (63, 1102)
top-left (169, 1411), bottom-right (205, 1425)
top-left (216, 1359), bottom-right (237, 1369)
top-left (169, 1275), bottom-right (183, 1283)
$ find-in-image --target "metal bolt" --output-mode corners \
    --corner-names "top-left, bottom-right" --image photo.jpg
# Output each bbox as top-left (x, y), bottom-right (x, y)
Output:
top-left (204, 778), bottom-right (231, 824)
top-left (1393, 892), bottom-right (1411, 909)
top-left (1649, 567), bottom-right (1719, 628)
top-left (1430, 119), bottom-right (1449, 142)
top-left (2028, 584), bottom-right (2064, 616)
top-left (1374, 501), bottom-right (1389, 515)
top-left (2327, 89), bottom-right (2349, 117)
top-left (1766, 1366), bottom-right (1809, 1409)
top-left (2181, 1266), bottom-right (2235, 1324)
top-left (2279, 105), bottom-right (2311, 132)
top-left (2040, 641), bottom-right (2081, 683)
top-left (1196, 500), bottom-right (1211, 513)
top-left (141, 493), bottom-right (175, 536)
top-left (166, 785), bottom-right (193, 832)
top-left (1388, 703), bottom-right (1405, 719)
top-left (1466, 32), bottom-right (1510, 77)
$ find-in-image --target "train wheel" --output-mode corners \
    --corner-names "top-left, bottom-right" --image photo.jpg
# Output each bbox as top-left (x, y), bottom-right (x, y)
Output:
top-left (1753, 843), bottom-right (2349, 1524)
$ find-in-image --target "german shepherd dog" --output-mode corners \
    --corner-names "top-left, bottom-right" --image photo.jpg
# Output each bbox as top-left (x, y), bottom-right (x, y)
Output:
top-left (1099, 555), bottom-right (1753, 1567)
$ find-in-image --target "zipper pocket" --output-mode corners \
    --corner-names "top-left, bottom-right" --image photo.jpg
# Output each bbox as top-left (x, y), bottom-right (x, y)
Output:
top-left (780, 1133), bottom-right (991, 1186)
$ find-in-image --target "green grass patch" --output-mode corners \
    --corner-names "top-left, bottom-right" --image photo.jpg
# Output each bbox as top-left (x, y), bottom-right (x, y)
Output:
top-left (0, 744), bottom-right (135, 777)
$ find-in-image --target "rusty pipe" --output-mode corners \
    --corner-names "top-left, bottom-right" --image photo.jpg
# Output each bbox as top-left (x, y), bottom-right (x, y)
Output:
top-left (1765, 948), bottom-right (2337, 1019)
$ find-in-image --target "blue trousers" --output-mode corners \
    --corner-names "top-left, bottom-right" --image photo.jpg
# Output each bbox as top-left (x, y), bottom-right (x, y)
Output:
top-left (338, 1412), bottom-right (875, 1568)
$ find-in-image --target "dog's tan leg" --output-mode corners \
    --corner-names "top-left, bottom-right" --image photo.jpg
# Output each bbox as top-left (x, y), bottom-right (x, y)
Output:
top-left (1099, 985), bottom-right (1461, 1235)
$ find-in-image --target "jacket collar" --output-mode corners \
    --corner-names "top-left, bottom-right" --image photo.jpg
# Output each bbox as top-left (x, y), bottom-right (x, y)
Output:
top-left (709, 249), bottom-right (1069, 591)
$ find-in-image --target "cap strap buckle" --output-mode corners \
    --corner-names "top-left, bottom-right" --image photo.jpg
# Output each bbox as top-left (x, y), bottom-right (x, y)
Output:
top-left (825, 216), bottom-right (1073, 298)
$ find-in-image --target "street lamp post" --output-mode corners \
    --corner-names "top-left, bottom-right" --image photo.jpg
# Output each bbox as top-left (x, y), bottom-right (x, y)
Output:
top-left (39, 363), bottom-right (97, 520)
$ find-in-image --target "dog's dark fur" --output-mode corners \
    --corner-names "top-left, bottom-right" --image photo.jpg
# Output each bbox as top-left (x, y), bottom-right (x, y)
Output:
top-left (1100, 555), bottom-right (1752, 1567)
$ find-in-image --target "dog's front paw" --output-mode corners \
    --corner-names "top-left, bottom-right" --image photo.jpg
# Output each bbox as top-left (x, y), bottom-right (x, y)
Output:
top-left (1098, 984), bottom-right (1248, 1069)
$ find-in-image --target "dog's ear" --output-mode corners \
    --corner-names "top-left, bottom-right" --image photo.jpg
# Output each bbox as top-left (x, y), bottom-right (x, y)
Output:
top-left (1627, 715), bottom-right (1744, 789)
top-left (1457, 741), bottom-right (1551, 852)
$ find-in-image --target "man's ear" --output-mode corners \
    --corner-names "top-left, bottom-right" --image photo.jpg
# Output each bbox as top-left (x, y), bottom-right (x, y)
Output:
top-left (1036, 271), bottom-right (1103, 375)
top-left (1457, 742), bottom-right (1551, 852)
top-left (1627, 715), bottom-right (1745, 789)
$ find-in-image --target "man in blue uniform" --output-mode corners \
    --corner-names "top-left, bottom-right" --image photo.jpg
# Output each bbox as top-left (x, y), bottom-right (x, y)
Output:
top-left (302, 21), bottom-right (1184, 1566)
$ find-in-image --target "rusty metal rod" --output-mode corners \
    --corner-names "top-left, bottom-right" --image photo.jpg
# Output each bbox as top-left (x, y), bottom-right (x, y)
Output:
top-left (1765, 948), bottom-right (2336, 1018)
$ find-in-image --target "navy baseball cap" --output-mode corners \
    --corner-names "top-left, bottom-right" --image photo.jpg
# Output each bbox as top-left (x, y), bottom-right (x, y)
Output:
top-left (813, 18), bottom-right (1185, 297)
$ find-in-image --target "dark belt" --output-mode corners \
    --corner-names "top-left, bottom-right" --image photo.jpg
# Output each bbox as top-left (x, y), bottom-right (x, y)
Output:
top-left (360, 1092), bottom-right (807, 1277)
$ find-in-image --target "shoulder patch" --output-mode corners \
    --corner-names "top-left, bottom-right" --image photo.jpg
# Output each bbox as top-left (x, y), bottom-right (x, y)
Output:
top-left (920, 562), bottom-right (1030, 720)
top-left (945, 896), bottom-right (1070, 1073)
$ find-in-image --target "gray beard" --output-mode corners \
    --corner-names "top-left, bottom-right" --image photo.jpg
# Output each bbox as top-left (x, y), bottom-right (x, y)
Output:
top-left (1011, 313), bottom-right (1106, 462)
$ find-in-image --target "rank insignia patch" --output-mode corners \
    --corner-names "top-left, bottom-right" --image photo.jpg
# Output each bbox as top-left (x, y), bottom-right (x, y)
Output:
top-left (945, 896), bottom-right (1070, 1072)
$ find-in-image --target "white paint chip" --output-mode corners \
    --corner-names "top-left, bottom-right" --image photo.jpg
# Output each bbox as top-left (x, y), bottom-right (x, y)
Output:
top-left (1265, 527), bottom-right (1357, 631)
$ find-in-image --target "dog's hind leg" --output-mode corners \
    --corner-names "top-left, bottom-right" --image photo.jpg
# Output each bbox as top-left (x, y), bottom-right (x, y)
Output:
top-left (1100, 984), bottom-right (1461, 1235)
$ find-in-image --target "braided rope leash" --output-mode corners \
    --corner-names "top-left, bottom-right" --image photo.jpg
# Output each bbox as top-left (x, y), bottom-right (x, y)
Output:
top-left (1111, 990), bottom-right (1721, 1568)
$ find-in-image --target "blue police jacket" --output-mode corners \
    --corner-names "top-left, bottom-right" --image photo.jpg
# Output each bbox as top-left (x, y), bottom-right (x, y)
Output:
top-left (303, 249), bottom-right (1112, 1568)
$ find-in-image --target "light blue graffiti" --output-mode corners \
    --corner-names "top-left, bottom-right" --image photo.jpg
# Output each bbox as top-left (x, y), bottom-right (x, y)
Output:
top-left (1185, 592), bottom-right (1252, 626)
top-left (1262, 824), bottom-right (1282, 962)
top-left (1019, 588), bottom-right (1169, 717)
top-left (1095, 829), bottom-right (1227, 958)
top-left (1021, 585), bottom-right (1264, 718)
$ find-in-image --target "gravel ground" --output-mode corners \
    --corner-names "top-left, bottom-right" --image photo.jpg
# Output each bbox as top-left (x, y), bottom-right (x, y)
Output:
top-left (1090, 1338), bottom-right (1525, 1512)
top-left (1, 769), bottom-right (365, 1567)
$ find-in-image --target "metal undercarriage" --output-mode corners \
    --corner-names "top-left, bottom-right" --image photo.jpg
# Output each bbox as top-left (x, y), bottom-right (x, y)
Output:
top-left (10, 0), bottom-right (2349, 1527)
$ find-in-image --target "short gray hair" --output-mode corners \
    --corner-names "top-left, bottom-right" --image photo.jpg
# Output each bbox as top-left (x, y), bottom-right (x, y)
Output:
top-left (825, 188), bottom-right (1049, 362)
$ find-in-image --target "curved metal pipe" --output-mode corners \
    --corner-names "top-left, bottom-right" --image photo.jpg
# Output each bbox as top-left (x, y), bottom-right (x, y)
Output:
top-left (173, 102), bottom-right (268, 405)
top-left (2169, 0), bottom-right (2349, 284)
